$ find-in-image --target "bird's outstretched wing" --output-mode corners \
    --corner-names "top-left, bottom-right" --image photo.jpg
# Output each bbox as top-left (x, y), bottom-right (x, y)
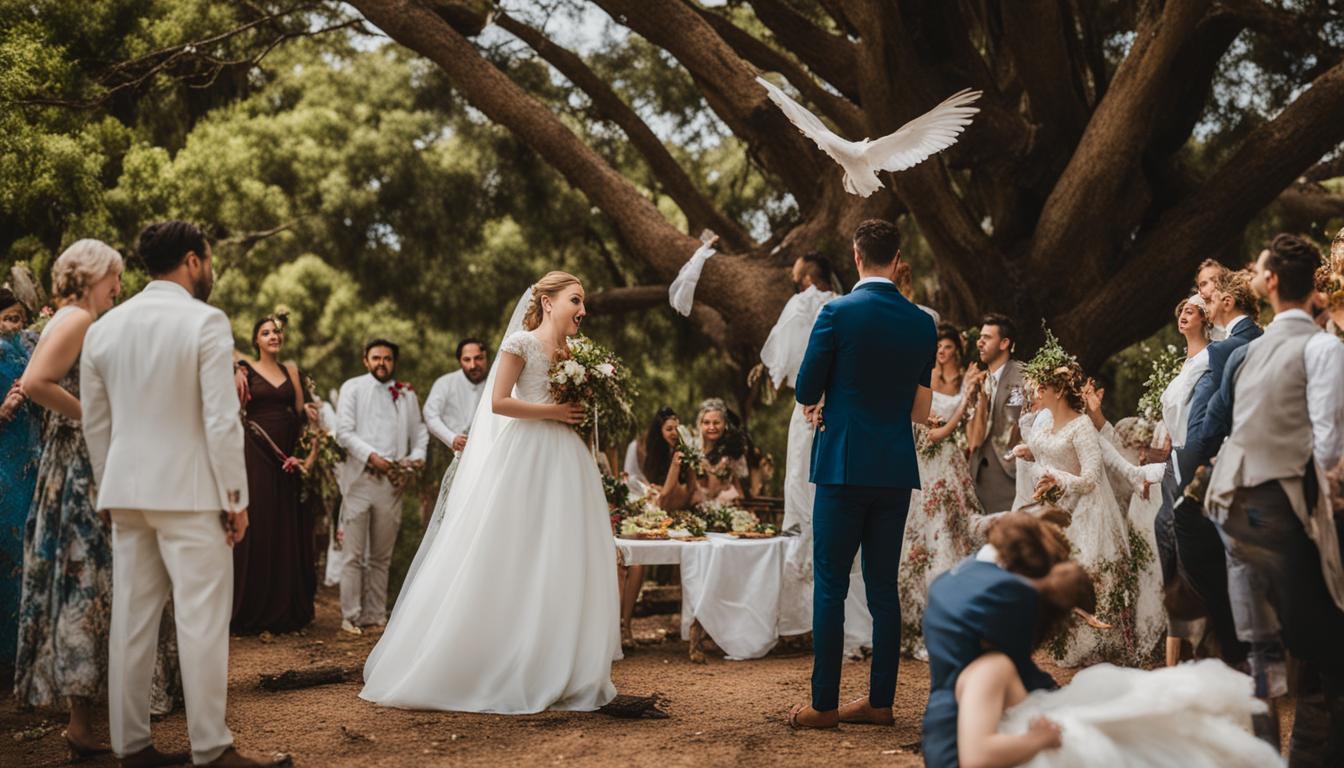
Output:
top-left (755, 76), bottom-right (839, 154)
top-left (863, 89), bottom-right (981, 172)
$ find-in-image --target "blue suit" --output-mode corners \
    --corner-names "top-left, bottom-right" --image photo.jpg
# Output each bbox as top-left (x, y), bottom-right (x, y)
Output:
top-left (1170, 317), bottom-right (1260, 668)
top-left (796, 279), bottom-right (936, 711)
top-left (921, 558), bottom-right (1055, 768)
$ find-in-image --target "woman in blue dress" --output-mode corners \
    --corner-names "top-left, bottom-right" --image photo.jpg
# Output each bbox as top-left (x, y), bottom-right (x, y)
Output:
top-left (0, 288), bottom-right (40, 682)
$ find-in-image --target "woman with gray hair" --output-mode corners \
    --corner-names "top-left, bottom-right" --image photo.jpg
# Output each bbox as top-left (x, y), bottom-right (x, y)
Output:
top-left (695, 398), bottom-right (748, 502)
top-left (15, 239), bottom-right (179, 758)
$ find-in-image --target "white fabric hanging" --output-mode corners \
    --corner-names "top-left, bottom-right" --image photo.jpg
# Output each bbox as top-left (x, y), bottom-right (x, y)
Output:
top-left (668, 241), bottom-right (716, 317)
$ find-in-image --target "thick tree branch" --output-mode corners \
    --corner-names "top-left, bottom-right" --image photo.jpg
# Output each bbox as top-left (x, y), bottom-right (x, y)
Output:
top-left (999, 1), bottom-right (1092, 145)
top-left (1305, 154), bottom-right (1344, 183)
top-left (594, 0), bottom-right (827, 208)
top-left (1030, 0), bottom-right (1210, 291)
top-left (347, 0), bottom-right (792, 350)
top-left (690, 5), bottom-right (865, 137)
top-left (1060, 57), bottom-right (1344, 366)
top-left (743, 0), bottom-right (861, 101)
top-left (585, 285), bottom-right (669, 314)
top-left (496, 12), bottom-right (752, 249)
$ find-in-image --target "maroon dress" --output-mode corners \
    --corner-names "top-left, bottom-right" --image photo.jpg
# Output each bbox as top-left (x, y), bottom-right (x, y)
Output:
top-left (231, 365), bottom-right (316, 634)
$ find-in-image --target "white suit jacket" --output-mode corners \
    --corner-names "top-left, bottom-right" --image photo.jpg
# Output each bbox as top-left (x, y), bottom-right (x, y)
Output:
top-left (81, 280), bottom-right (248, 512)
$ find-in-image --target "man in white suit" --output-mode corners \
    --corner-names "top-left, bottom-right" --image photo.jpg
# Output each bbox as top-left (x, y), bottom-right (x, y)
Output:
top-left (82, 221), bottom-right (288, 768)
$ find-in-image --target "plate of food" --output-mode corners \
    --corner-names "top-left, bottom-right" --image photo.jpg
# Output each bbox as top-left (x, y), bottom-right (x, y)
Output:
top-left (619, 530), bottom-right (669, 540)
top-left (731, 530), bottom-right (778, 539)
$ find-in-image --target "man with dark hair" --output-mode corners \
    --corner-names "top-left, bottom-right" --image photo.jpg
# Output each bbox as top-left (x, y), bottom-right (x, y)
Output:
top-left (84, 220), bottom-right (289, 766)
top-left (968, 312), bottom-right (1023, 514)
top-left (1205, 233), bottom-right (1344, 758)
top-left (791, 252), bottom-right (835, 293)
top-left (787, 218), bottom-right (935, 729)
top-left (334, 339), bottom-right (428, 635)
top-left (425, 338), bottom-right (490, 454)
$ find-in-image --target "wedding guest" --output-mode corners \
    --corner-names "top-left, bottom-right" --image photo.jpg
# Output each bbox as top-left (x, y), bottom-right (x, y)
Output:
top-left (1195, 257), bottom-right (1229, 306)
top-left (894, 260), bottom-right (940, 324)
top-left (423, 337), bottom-right (489, 454)
top-left (616, 407), bottom-right (695, 649)
top-left (1172, 268), bottom-right (1261, 669)
top-left (899, 325), bottom-right (986, 658)
top-left (83, 220), bottom-right (285, 767)
top-left (14, 240), bottom-right (123, 759)
top-left (1155, 294), bottom-right (1212, 665)
top-left (334, 339), bottom-right (428, 635)
top-left (696, 398), bottom-right (746, 502)
top-left (230, 314), bottom-right (317, 635)
top-left (967, 314), bottom-right (1024, 514)
top-left (0, 289), bottom-right (39, 678)
top-left (1204, 234), bottom-right (1344, 759)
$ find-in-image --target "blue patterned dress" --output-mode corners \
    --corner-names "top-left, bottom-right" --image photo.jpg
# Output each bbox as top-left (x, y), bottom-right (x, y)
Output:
top-left (0, 330), bottom-right (40, 671)
top-left (13, 309), bottom-right (111, 706)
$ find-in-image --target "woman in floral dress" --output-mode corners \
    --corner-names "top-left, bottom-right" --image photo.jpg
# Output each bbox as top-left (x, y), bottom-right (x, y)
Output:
top-left (898, 325), bottom-right (988, 658)
top-left (14, 241), bottom-right (180, 758)
top-left (0, 290), bottom-right (40, 677)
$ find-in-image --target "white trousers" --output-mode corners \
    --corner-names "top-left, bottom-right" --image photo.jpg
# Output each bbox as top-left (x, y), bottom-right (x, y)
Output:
top-left (109, 509), bottom-right (233, 764)
top-left (339, 475), bottom-right (402, 624)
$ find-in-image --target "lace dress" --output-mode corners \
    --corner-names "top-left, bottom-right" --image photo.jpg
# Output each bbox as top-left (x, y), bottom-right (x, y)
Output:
top-left (361, 330), bottom-right (619, 713)
top-left (1025, 414), bottom-right (1158, 667)
top-left (899, 390), bottom-right (985, 658)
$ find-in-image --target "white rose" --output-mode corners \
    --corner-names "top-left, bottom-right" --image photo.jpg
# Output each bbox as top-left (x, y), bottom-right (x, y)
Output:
top-left (596, 362), bottom-right (615, 378)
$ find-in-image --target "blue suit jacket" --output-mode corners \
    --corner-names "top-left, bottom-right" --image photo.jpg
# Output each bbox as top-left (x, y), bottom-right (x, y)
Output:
top-left (921, 559), bottom-right (1056, 768)
top-left (795, 281), bottom-right (936, 489)
top-left (1177, 318), bottom-right (1262, 486)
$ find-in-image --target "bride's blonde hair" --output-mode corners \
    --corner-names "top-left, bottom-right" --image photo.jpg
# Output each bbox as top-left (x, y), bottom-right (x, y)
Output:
top-left (523, 271), bottom-right (583, 331)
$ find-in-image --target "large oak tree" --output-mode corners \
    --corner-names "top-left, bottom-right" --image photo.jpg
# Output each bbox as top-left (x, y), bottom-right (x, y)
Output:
top-left (343, 0), bottom-right (1344, 368)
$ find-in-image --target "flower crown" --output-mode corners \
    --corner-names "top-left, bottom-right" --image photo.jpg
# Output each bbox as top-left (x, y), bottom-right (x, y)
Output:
top-left (1317, 229), bottom-right (1344, 310)
top-left (1022, 324), bottom-right (1083, 392)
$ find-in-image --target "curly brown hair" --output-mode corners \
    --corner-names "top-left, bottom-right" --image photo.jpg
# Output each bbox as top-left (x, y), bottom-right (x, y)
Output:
top-left (1212, 269), bottom-right (1259, 317)
top-left (988, 509), bottom-right (1072, 579)
top-left (1036, 361), bottom-right (1087, 412)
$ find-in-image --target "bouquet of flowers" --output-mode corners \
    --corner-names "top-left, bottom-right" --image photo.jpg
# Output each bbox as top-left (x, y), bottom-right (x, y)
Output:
top-left (675, 424), bottom-right (707, 481)
top-left (698, 500), bottom-right (774, 534)
top-left (549, 335), bottom-right (638, 449)
top-left (1032, 474), bottom-right (1064, 505)
top-left (1136, 343), bottom-right (1184, 422)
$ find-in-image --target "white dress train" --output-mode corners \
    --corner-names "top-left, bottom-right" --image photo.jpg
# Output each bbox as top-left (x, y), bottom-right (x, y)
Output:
top-left (360, 329), bottom-right (619, 713)
top-left (1000, 660), bottom-right (1282, 767)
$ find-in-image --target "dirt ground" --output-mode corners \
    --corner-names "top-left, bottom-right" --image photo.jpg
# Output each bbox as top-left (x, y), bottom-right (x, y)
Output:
top-left (1, 587), bottom-right (1293, 768)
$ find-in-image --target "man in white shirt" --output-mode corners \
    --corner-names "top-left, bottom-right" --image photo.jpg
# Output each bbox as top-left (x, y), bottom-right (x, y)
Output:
top-left (423, 337), bottom-right (489, 453)
top-left (334, 339), bottom-right (428, 635)
top-left (1205, 234), bottom-right (1344, 758)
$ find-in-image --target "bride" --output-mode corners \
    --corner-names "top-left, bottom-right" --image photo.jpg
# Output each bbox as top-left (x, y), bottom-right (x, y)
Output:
top-left (361, 271), bottom-right (620, 713)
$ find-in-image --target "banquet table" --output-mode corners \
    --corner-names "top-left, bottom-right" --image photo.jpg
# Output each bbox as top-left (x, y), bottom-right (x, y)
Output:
top-left (614, 532), bottom-right (800, 661)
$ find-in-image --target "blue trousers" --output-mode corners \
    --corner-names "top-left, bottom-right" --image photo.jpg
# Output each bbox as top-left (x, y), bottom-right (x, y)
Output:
top-left (811, 483), bottom-right (911, 712)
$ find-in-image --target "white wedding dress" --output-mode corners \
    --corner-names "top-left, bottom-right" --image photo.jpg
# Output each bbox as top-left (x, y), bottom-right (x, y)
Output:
top-left (1026, 414), bottom-right (1162, 667)
top-left (361, 318), bottom-right (619, 713)
top-left (1000, 660), bottom-right (1282, 767)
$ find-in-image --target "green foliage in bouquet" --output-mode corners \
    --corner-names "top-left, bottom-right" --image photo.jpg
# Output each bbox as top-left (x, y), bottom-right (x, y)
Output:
top-left (549, 335), bottom-right (638, 450)
top-left (675, 424), bottom-right (707, 481)
top-left (1136, 343), bottom-right (1185, 422)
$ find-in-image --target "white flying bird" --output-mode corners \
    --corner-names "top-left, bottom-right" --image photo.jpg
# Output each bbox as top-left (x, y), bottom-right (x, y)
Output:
top-left (756, 77), bottom-right (981, 198)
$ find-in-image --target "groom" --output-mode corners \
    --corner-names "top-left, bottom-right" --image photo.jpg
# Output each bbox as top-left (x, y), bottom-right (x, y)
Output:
top-left (789, 219), bottom-right (936, 728)
top-left (83, 221), bottom-right (288, 767)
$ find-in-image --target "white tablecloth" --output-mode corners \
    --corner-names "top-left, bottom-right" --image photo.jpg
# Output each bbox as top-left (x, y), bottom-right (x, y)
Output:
top-left (614, 533), bottom-right (801, 660)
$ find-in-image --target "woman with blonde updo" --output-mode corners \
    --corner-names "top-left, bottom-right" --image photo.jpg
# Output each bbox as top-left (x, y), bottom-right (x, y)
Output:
top-left (363, 270), bottom-right (621, 714)
top-left (15, 241), bottom-right (124, 756)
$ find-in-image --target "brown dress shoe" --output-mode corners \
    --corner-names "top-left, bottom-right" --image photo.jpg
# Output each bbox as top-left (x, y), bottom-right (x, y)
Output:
top-left (120, 745), bottom-right (191, 768)
top-left (201, 746), bottom-right (293, 767)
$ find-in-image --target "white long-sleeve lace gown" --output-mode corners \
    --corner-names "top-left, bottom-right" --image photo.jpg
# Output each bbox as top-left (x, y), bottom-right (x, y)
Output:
top-left (360, 329), bottom-right (619, 713)
top-left (1026, 414), bottom-right (1160, 667)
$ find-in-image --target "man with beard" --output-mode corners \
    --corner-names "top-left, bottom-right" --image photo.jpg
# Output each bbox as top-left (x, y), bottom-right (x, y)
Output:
top-left (334, 338), bottom-right (428, 636)
top-left (84, 221), bottom-right (288, 766)
top-left (423, 337), bottom-right (489, 454)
